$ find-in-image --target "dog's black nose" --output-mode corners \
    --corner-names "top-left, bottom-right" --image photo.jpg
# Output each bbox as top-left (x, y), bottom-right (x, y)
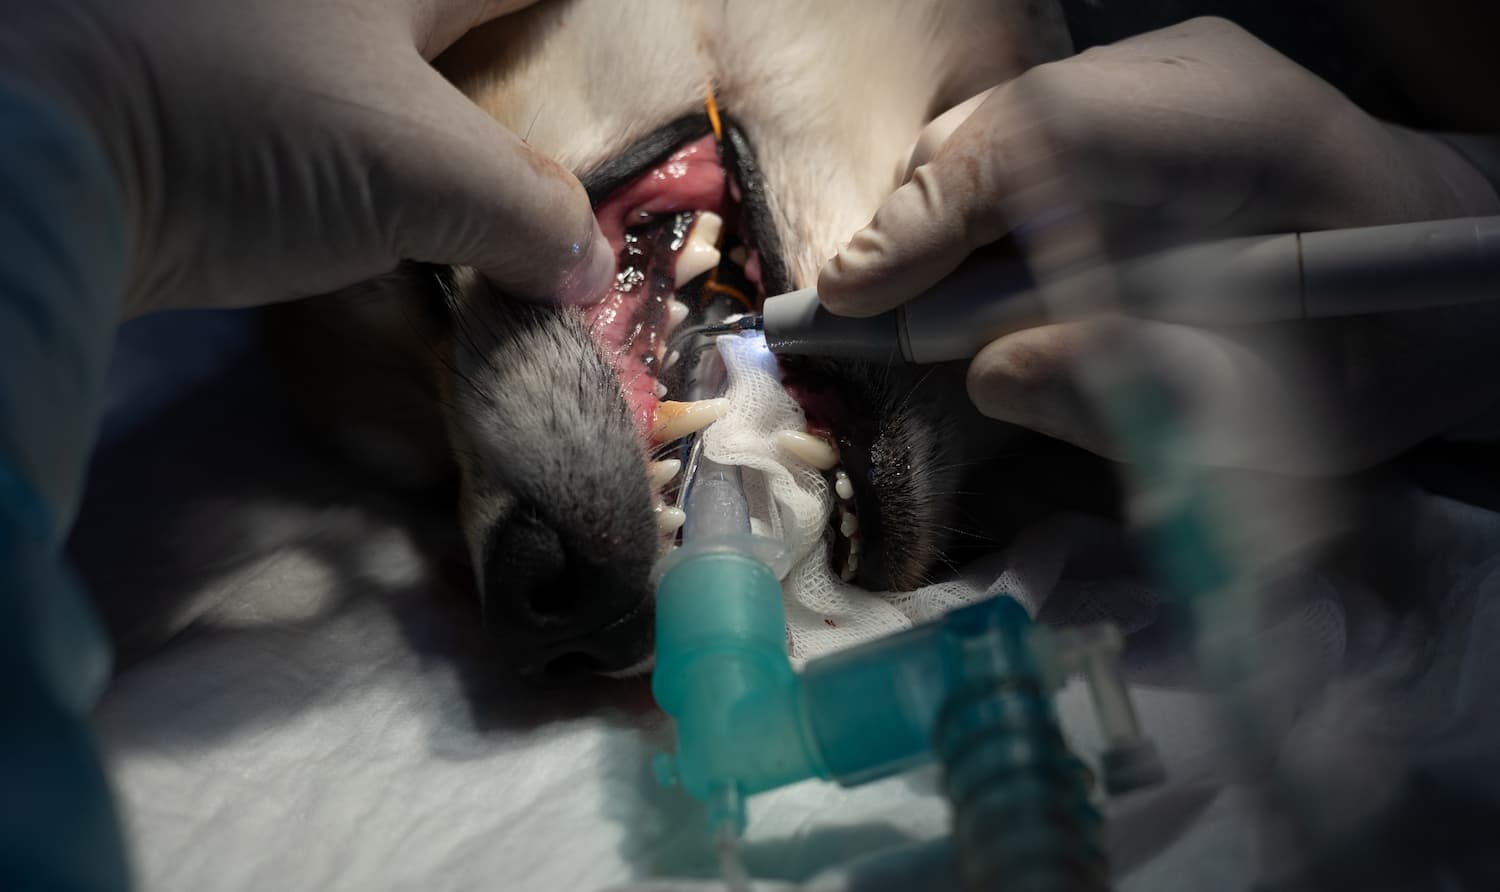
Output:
top-left (480, 504), bottom-right (655, 677)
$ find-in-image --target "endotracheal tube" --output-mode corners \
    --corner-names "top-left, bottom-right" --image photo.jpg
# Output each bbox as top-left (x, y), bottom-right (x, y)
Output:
top-left (652, 368), bottom-right (1162, 888)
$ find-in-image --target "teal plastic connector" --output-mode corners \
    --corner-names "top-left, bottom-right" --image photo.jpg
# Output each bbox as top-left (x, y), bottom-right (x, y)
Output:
top-left (651, 537), bottom-right (819, 833)
top-left (651, 547), bottom-right (1163, 841)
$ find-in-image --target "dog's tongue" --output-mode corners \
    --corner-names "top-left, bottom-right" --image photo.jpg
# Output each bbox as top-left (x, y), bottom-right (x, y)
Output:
top-left (584, 136), bottom-right (727, 434)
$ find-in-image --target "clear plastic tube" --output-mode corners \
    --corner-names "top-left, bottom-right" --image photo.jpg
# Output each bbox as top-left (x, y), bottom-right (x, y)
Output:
top-left (683, 458), bottom-right (751, 542)
top-left (716, 821), bottom-right (754, 892)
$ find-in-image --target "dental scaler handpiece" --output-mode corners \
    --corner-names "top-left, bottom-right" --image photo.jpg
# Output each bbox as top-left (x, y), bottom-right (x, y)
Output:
top-left (705, 215), bottom-right (1500, 364)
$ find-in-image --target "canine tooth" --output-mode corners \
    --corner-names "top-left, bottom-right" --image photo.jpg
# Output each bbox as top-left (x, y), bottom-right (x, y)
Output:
top-left (648, 458), bottom-right (682, 488)
top-left (674, 211), bottom-right (725, 287)
top-left (654, 381), bottom-right (668, 399)
top-left (840, 510), bottom-right (859, 538)
top-left (774, 430), bottom-right (839, 471)
top-left (834, 469), bottom-right (854, 501)
top-left (664, 349), bottom-right (681, 371)
top-left (845, 552), bottom-right (860, 575)
top-left (840, 563), bottom-right (856, 583)
top-left (666, 299), bottom-right (689, 333)
top-left (656, 504), bottom-right (687, 534)
top-left (651, 398), bottom-right (731, 442)
top-left (692, 211), bottom-right (723, 246)
top-left (674, 244), bottom-right (721, 287)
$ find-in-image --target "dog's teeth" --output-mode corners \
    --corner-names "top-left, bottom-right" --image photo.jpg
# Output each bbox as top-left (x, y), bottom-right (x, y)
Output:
top-left (663, 349), bottom-right (681, 371)
top-left (845, 552), bottom-right (859, 576)
top-left (651, 398), bottom-right (730, 443)
top-left (692, 210), bottom-right (723, 246)
top-left (839, 509), bottom-right (859, 538)
top-left (656, 504), bottom-right (687, 534)
top-left (654, 381), bottom-right (668, 399)
top-left (666, 299), bottom-right (689, 334)
top-left (674, 244), bottom-right (721, 288)
top-left (834, 469), bottom-right (854, 501)
top-left (674, 211), bottom-right (724, 287)
top-left (648, 458), bottom-right (682, 488)
top-left (773, 430), bottom-right (840, 471)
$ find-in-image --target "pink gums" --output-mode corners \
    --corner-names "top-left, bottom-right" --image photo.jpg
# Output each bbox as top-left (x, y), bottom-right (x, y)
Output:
top-left (584, 136), bottom-right (727, 434)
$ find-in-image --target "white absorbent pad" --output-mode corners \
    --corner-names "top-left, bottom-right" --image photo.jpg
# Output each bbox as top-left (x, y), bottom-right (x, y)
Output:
top-left (81, 311), bottom-right (1500, 891)
top-left (699, 333), bottom-right (1160, 661)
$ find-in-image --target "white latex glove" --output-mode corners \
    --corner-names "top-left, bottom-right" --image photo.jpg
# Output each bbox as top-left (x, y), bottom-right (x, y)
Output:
top-left (3, 0), bottom-right (614, 318)
top-left (3, 7), bottom-right (612, 887)
top-left (818, 17), bottom-right (1500, 473)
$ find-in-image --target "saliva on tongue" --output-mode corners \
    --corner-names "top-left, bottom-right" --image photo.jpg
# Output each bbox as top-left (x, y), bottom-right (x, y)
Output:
top-left (582, 136), bottom-right (729, 436)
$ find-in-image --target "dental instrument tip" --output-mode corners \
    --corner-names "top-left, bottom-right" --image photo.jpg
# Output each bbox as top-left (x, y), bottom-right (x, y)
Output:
top-left (698, 315), bottom-right (763, 337)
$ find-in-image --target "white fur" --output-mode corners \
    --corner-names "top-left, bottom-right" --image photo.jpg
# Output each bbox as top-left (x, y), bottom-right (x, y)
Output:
top-left (439, 0), bottom-right (1073, 284)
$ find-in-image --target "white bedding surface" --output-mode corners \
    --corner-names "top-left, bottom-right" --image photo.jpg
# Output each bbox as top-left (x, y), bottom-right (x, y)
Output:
top-left (78, 311), bottom-right (1497, 891)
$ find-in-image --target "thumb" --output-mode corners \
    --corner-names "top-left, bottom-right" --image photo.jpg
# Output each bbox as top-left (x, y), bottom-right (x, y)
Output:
top-left (966, 321), bottom-right (1110, 455)
top-left (968, 318), bottom-right (1323, 472)
top-left (370, 60), bottom-right (614, 304)
top-left (818, 87), bottom-right (1025, 318)
top-left (902, 88), bottom-right (995, 181)
top-left (416, 1), bottom-right (548, 60)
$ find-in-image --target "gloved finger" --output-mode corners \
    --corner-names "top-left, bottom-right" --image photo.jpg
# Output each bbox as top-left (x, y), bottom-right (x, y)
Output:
top-left (965, 317), bottom-right (1333, 473)
top-left (370, 58), bottom-right (614, 304)
top-left (818, 82), bottom-right (1045, 318)
top-left (414, 0), bottom-right (547, 59)
top-left (964, 320), bottom-right (1112, 457)
top-left (901, 87), bottom-right (995, 181)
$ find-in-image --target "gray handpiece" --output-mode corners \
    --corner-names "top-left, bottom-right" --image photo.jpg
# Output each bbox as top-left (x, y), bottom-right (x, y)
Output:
top-left (760, 215), bottom-right (1500, 365)
top-left (760, 254), bottom-right (1041, 363)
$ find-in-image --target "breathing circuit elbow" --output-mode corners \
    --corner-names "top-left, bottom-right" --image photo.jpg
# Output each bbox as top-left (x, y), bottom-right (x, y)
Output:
top-left (651, 545), bottom-right (1165, 851)
top-left (650, 537), bottom-right (821, 833)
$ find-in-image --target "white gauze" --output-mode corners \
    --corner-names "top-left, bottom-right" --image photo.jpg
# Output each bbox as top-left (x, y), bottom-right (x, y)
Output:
top-left (701, 334), bottom-right (1092, 663)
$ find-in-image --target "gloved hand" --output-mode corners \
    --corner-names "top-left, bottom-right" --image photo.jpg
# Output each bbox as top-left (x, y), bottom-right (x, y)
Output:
top-left (4, 0), bottom-right (614, 318)
top-left (819, 17), bottom-right (1500, 473)
top-left (2, 4), bottom-right (611, 890)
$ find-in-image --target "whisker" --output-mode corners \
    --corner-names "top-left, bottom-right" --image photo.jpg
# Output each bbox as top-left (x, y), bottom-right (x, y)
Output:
top-left (934, 554), bottom-right (962, 577)
top-left (428, 279), bottom-right (504, 397)
top-left (406, 305), bottom-right (492, 407)
top-left (927, 523), bottom-right (1001, 544)
top-left (891, 364), bottom-right (940, 417)
top-left (524, 103), bottom-right (546, 142)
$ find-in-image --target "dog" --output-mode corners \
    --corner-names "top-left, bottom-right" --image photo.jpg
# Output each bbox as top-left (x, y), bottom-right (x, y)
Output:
top-left (262, 0), bottom-right (1120, 678)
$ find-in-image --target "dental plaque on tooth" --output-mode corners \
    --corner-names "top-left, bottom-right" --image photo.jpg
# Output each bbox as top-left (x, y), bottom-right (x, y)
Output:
top-left (651, 398), bottom-right (730, 443)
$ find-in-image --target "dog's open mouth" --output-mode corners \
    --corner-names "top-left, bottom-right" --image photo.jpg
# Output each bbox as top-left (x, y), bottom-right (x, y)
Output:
top-left (583, 133), bottom-right (756, 435)
top-left (582, 119), bottom-right (872, 584)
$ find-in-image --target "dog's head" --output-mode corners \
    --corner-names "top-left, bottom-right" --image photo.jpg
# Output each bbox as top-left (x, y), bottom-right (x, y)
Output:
top-left (268, 0), bottom-right (1098, 677)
